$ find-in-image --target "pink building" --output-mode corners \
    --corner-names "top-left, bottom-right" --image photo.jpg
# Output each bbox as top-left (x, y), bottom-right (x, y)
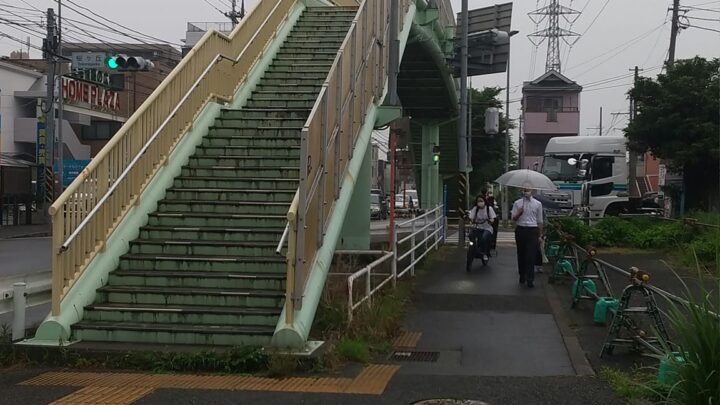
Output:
top-left (520, 70), bottom-right (582, 170)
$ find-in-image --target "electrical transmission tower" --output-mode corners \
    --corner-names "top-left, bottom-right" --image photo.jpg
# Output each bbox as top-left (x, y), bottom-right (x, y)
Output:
top-left (528, 0), bottom-right (581, 73)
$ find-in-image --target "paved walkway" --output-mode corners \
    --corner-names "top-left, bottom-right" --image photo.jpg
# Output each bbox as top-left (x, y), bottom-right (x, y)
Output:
top-left (1, 245), bottom-right (623, 404)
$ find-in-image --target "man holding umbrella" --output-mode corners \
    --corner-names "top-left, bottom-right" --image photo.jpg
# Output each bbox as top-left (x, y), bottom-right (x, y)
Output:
top-left (495, 170), bottom-right (557, 288)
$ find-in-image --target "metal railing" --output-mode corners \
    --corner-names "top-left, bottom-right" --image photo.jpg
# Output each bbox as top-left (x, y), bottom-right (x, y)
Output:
top-left (346, 204), bottom-right (445, 321)
top-left (287, 0), bottom-right (407, 314)
top-left (48, 0), bottom-right (297, 316)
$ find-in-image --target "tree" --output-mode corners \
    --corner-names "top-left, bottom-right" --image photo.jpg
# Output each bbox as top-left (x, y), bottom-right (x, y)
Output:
top-left (468, 87), bottom-right (517, 195)
top-left (625, 57), bottom-right (719, 211)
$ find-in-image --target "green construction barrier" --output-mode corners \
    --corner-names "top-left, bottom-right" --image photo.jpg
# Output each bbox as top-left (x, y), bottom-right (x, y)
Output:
top-left (572, 279), bottom-right (597, 298)
top-left (555, 259), bottom-right (574, 276)
top-left (593, 297), bottom-right (619, 325)
top-left (546, 244), bottom-right (560, 258)
top-left (657, 352), bottom-right (686, 385)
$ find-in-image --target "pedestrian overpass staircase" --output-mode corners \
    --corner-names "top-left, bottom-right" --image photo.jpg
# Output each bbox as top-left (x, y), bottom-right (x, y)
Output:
top-left (29, 0), bottom-right (456, 349)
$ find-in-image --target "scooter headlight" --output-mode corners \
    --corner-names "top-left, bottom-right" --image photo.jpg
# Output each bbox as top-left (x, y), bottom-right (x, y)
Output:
top-left (469, 241), bottom-right (474, 246)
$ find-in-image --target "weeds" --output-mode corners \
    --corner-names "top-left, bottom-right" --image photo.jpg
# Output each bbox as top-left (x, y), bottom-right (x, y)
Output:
top-left (660, 264), bottom-right (720, 404)
top-left (336, 338), bottom-right (370, 363)
top-left (600, 367), bottom-right (668, 404)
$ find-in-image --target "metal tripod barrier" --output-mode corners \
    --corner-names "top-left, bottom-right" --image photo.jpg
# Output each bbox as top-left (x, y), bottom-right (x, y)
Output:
top-left (600, 267), bottom-right (671, 358)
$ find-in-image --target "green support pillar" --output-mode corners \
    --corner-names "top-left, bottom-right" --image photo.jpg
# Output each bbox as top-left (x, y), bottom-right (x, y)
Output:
top-left (421, 124), bottom-right (440, 208)
top-left (338, 136), bottom-right (372, 250)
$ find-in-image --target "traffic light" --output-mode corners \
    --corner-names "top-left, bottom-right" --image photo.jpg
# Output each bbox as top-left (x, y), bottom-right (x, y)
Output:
top-left (104, 54), bottom-right (155, 72)
top-left (432, 145), bottom-right (440, 164)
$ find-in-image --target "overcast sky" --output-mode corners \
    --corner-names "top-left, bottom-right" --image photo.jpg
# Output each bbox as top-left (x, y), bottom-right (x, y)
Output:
top-left (1, 0), bottom-right (718, 144)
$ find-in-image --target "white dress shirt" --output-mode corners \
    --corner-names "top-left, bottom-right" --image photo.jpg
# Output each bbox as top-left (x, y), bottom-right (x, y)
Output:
top-left (511, 196), bottom-right (543, 227)
top-left (468, 205), bottom-right (497, 234)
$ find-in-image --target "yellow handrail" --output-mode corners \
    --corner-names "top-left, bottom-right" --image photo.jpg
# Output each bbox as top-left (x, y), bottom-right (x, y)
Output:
top-left (286, 0), bottom-right (414, 310)
top-left (49, 0), bottom-right (296, 316)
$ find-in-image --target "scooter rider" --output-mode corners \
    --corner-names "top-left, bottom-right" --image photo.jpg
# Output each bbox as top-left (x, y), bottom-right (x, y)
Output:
top-left (466, 195), bottom-right (497, 271)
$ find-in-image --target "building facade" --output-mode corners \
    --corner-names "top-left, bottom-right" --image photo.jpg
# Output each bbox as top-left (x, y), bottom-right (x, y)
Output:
top-left (520, 70), bottom-right (582, 170)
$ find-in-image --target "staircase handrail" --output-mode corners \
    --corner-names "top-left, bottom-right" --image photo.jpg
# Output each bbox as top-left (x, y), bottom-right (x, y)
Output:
top-left (285, 0), bottom-right (412, 311)
top-left (48, 0), bottom-right (296, 317)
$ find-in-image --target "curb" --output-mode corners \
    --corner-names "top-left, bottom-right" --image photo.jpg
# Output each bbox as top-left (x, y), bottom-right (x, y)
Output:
top-left (545, 280), bottom-right (596, 376)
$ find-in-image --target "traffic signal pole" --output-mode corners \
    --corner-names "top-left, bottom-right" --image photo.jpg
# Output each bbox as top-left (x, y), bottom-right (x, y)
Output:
top-left (57, 0), bottom-right (64, 194)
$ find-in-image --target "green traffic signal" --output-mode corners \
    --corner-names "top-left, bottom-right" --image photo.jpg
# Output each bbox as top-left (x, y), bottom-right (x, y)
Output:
top-left (433, 154), bottom-right (440, 163)
top-left (105, 56), bottom-right (118, 70)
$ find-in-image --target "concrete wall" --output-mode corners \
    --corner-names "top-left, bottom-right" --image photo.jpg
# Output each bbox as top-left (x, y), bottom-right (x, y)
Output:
top-left (0, 66), bottom-right (41, 155)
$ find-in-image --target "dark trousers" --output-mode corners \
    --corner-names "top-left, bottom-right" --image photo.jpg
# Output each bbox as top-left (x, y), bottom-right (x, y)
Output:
top-left (515, 226), bottom-right (539, 284)
top-left (470, 228), bottom-right (492, 255)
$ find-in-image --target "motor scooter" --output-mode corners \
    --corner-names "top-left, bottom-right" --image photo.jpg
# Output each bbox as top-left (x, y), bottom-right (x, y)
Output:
top-left (465, 219), bottom-right (491, 271)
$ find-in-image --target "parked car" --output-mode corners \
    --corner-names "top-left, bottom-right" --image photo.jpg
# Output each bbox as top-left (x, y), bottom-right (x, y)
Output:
top-left (371, 194), bottom-right (387, 220)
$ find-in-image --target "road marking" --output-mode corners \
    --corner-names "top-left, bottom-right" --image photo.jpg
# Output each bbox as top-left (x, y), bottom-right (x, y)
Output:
top-left (22, 364), bottom-right (400, 401)
top-left (49, 386), bottom-right (154, 405)
top-left (393, 330), bottom-right (422, 348)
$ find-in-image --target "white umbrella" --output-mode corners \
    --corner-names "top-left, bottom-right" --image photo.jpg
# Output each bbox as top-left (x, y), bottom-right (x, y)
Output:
top-left (495, 169), bottom-right (557, 191)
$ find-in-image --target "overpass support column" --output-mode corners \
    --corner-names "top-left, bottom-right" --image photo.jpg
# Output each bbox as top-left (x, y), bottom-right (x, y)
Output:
top-left (421, 124), bottom-right (440, 209)
top-left (338, 136), bottom-right (372, 250)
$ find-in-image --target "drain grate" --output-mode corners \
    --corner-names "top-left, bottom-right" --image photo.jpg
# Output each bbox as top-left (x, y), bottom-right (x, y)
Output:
top-left (389, 350), bottom-right (439, 362)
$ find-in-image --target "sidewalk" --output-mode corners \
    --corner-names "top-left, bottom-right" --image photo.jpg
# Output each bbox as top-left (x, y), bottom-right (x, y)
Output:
top-left (0, 224), bottom-right (51, 240)
top-left (1, 245), bottom-right (624, 405)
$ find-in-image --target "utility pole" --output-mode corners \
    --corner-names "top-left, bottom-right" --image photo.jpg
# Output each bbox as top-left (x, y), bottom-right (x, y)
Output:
top-left (628, 66), bottom-right (641, 199)
top-left (42, 8), bottom-right (57, 207)
top-left (668, 0), bottom-right (680, 64)
top-left (503, 51), bottom-right (511, 224)
top-left (458, 0), bottom-right (469, 216)
top-left (599, 106), bottom-right (602, 136)
top-left (57, 0), bottom-right (64, 194)
top-left (225, 0), bottom-right (246, 27)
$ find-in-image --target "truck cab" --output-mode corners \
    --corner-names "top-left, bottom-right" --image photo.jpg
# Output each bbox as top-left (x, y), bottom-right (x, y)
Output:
top-left (541, 136), bottom-right (629, 218)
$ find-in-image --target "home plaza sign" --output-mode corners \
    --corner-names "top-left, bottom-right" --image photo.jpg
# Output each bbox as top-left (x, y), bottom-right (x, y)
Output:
top-left (61, 76), bottom-right (120, 112)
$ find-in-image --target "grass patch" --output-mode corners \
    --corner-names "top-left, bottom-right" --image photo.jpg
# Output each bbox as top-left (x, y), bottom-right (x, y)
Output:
top-left (600, 367), bottom-right (667, 404)
top-left (336, 338), bottom-right (370, 363)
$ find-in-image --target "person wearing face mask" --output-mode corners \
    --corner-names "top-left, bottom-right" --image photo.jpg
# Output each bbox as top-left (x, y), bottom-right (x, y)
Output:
top-left (466, 194), bottom-right (497, 271)
top-left (511, 187), bottom-right (544, 287)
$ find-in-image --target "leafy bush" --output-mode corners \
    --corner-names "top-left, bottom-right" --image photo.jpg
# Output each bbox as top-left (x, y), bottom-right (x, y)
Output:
top-left (552, 215), bottom-right (718, 274)
top-left (336, 338), bottom-right (370, 363)
top-left (662, 271), bottom-right (720, 404)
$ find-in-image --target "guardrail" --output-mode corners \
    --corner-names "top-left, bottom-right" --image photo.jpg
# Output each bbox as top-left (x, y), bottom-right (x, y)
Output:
top-left (48, 0), bottom-right (297, 317)
top-left (346, 204), bottom-right (445, 321)
top-left (1, 271), bottom-right (52, 340)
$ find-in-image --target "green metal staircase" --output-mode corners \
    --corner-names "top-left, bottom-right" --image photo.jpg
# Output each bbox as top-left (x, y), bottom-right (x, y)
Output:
top-left (71, 7), bottom-right (356, 346)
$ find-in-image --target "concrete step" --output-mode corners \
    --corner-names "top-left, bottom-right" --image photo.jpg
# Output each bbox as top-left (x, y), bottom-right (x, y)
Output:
top-left (83, 303), bottom-right (282, 327)
top-left (147, 212), bottom-right (287, 228)
top-left (263, 71), bottom-right (328, 80)
top-left (180, 165), bottom-right (299, 178)
top-left (119, 254), bottom-right (287, 273)
top-left (157, 200), bottom-right (290, 215)
top-left (128, 239), bottom-right (285, 257)
top-left (165, 187), bottom-right (296, 202)
top-left (251, 90), bottom-right (319, 100)
top-left (255, 83), bottom-right (322, 92)
top-left (265, 65), bottom-right (332, 74)
top-left (257, 77), bottom-right (325, 87)
top-left (192, 145), bottom-right (301, 158)
top-left (73, 320), bottom-right (275, 346)
top-left (218, 108), bottom-right (311, 120)
top-left (187, 155), bottom-right (300, 168)
top-left (201, 134), bottom-right (301, 148)
top-left (245, 99), bottom-right (317, 109)
top-left (172, 176), bottom-right (298, 190)
top-left (139, 226), bottom-right (284, 243)
top-left (271, 57), bottom-right (335, 66)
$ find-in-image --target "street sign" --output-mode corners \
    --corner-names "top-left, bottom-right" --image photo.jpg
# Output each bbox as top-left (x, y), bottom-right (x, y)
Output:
top-left (452, 2), bottom-right (514, 77)
top-left (71, 52), bottom-right (107, 70)
top-left (55, 159), bottom-right (91, 189)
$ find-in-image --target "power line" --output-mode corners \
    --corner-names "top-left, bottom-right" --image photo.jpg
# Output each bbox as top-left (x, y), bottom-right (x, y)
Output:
top-left (685, 23), bottom-right (720, 32)
top-left (63, 0), bottom-right (181, 46)
top-left (685, 5), bottom-right (720, 12)
top-left (579, 0), bottom-right (611, 37)
top-left (203, 0), bottom-right (226, 16)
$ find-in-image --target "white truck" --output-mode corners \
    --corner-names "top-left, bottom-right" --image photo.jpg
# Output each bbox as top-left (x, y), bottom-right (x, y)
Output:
top-left (540, 136), bottom-right (658, 219)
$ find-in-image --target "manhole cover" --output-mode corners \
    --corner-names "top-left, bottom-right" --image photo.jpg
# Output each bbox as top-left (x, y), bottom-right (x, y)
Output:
top-left (413, 400), bottom-right (490, 405)
top-left (389, 350), bottom-right (439, 362)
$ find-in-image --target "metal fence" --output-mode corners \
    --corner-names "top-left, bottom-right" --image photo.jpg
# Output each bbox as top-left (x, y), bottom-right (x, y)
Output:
top-left (346, 204), bottom-right (445, 321)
